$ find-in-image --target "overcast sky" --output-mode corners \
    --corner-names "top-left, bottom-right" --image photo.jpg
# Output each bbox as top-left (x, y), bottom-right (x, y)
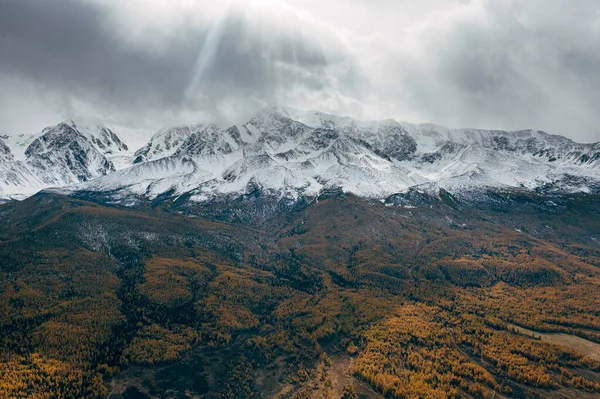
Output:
top-left (1, 0), bottom-right (599, 146)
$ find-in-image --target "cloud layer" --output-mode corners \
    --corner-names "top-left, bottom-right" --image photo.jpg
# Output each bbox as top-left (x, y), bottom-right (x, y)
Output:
top-left (0, 0), bottom-right (599, 145)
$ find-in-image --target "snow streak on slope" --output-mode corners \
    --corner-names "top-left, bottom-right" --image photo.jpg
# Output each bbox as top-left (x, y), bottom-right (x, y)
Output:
top-left (133, 125), bottom-right (199, 164)
top-left (65, 106), bottom-right (600, 203)
top-left (65, 120), bottom-right (133, 170)
top-left (3, 106), bottom-right (600, 203)
top-left (0, 121), bottom-right (130, 200)
top-left (291, 108), bottom-right (600, 194)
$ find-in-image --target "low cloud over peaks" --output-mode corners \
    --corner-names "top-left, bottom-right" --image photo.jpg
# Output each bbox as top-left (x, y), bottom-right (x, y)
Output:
top-left (0, 0), bottom-right (599, 144)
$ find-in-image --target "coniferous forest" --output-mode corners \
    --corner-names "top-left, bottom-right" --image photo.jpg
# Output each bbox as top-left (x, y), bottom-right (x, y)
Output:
top-left (1, 191), bottom-right (600, 398)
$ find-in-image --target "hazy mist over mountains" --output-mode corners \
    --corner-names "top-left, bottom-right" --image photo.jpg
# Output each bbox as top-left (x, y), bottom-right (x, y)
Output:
top-left (1, 0), bottom-right (600, 144)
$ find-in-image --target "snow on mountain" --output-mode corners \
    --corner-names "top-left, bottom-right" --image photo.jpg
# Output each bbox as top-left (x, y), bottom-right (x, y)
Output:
top-left (288, 108), bottom-right (600, 193)
top-left (0, 134), bottom-right (46, 200)
top-left (63, 120), bottom-right (133, 170)
top-left (0, 133), bottom-right (39, 161)
top-left (26, 122), bottom-right (117, 186)
top-left (64, 120), bottom-right (129, 154)
top-left (0, 138), bottom-right (13, 163)
top-left (4, 106), bottom-right (600, 203)
top-left (133, 125), bottom-right (199, 164)
top-left (0, 121), bottom-right (130, 200)
top-left (65, 107), bottom-right (600, 204)
top-left (0, 162), bottom-right (46, 201)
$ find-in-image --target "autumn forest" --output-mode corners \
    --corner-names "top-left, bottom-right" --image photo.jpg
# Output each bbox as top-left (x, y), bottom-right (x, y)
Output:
top-left (1, 190), bottom-right (600, 398)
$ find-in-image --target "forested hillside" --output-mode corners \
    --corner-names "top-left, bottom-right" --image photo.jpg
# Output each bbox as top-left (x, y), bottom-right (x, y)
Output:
top-left (1, 192), bottom-right (600, 398)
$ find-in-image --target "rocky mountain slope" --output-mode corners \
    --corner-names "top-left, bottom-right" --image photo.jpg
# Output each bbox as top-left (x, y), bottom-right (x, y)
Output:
top-left (0, 121), bottom-right (130, 201)
top-left (2, 107), bottom-right (599, 204)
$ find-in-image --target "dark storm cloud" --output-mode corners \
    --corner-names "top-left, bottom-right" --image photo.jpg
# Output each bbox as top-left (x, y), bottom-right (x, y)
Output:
top-left (0, 0), bottom-right (357, 141)
top-left (0, 0), bottom-right (195, 105)
top-left (383, 0), bottom-right (600, 142)
top-left (0, 0), bottom-right (599, 144)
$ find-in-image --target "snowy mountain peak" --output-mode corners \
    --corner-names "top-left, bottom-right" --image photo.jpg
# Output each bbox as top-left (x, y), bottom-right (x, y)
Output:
top-left (133, 124), bottom-right (205, 164)
top-left (27, 122), bottom-right (82, 156)
top-left (3, 108), bottom-right (600, 204)
top-left (24, 122), bottom-right (118, 186)
top-left (74, 109), bottom-right (600, 202)
top-left (0, 122), bottom-right (130, 201)
top-left (65, 120), bottom-right (129, 154)
top-left (175, 124), bottom-right (241, 158)
top-left (29, 121), bottom-right (129, 156)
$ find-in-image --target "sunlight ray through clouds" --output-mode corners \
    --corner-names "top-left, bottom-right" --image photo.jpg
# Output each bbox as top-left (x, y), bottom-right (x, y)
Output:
top-left (1, 0), bottom-right (599, 141)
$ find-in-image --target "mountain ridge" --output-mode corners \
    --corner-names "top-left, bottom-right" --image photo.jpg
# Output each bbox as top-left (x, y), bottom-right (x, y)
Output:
top-left (0, 121), bottom-right (131, 201)
top-left (2, 106), bottom-right (599, 205)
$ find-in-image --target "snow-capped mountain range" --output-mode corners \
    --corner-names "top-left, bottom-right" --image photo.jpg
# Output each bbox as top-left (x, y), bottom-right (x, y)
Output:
top-left (0, 120), bottom-right (130, 201)
top-left (1, 106), bottom-right (599, 203)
